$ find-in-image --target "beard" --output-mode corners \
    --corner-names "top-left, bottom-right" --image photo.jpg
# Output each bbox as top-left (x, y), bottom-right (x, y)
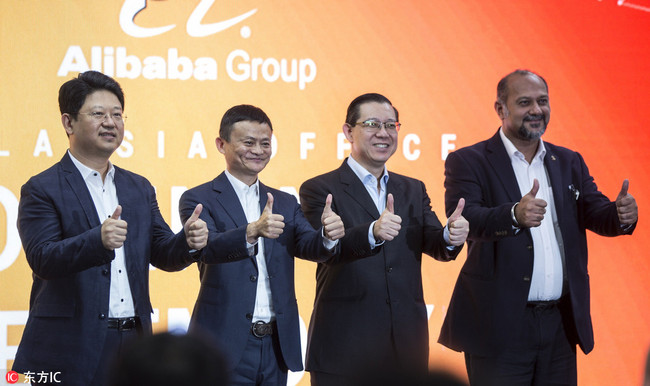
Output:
top-left (518, 114), bottom-right (548, 140)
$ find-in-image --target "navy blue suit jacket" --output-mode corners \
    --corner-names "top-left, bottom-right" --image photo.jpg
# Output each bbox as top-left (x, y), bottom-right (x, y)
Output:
top-left (179, 172), bottom-right (334, 372)
top-left (299, 160), bottom-right (460, 376)
top-left (438, 131), bottom-right (635, 356)
top-left (13, 152), bottom-right (196, 386)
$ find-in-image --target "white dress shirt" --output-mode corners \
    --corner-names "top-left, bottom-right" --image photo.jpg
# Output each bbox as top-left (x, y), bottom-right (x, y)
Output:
top-left (499, 129), bottom-right (564, 301)
top-left (69, 151), bottom-right (135, 317)
top-left (224, 170), bottom-right (275, 322)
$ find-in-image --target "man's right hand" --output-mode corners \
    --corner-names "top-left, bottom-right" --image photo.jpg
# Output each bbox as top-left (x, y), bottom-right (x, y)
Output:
top-left (373, 193), bottom-right (402, 242)
top-left (102, 205), bottom-right (128, 250)
top-left (515, 179), bottom-right (547, 228)
top-left (246, 192), bottom-right (285, 243)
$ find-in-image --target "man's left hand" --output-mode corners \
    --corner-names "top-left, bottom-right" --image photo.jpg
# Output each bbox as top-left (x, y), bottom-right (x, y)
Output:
top-left (616, 179), bottom-right (638, 225)
top-left (184, 203), bottom-right (209, 250)
top-left (321, 194), bottom-right (345, 241)
top-left (447, 198), bottom-right (469, 246)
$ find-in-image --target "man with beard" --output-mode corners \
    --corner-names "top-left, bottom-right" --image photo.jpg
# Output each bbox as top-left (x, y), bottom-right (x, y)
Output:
top-left (438, 69), bottom-right (638, 385)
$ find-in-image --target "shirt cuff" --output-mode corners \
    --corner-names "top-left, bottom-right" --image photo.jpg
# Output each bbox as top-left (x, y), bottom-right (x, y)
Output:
top-left (368, 221), bottom-right (385, 248)
top-left (443, 225), bottom-right (456, 251)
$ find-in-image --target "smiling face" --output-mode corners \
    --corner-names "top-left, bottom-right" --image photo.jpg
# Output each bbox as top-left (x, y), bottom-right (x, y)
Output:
top-left (216, 120), bottom-right (272, 186)
top-left (343, 101), bottom-right (398, 178)
top-left (496, 73), bottom-right (550, 143)
top-left (63, 89), bottom-right (124, 164)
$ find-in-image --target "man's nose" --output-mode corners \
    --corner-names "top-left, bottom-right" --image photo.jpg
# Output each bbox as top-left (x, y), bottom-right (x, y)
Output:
top-left (530, 102), bottom-right (543, 115)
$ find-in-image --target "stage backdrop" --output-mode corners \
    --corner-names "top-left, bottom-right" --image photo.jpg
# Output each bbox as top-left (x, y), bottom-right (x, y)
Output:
top-left (1, 1), bottom-right (649, 385)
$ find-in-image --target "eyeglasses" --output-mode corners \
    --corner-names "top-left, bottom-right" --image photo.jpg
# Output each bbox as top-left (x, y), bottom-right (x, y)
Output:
top-left (78, 111), bottom-right (127, 123)
top-left (354, 120), bottom-right (400, 132)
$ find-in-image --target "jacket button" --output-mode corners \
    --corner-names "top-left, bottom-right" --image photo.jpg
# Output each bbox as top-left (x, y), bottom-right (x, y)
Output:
top-left (250, 275), bottom-right (257, 282)
top-left (386, 267), bottom-right (393, 273)
top-left (246, 313), bottom-right (253, 320)
top-left (102, 269), bottom-right (109, 276)
top-left (527, 245), bottom-right (533, 250)
top-left (523, 276), bottom-right (531, 282)
top-left (99, 313), bottom-right (106, 320)
top-left (385, 299), bottom-right (390, 304)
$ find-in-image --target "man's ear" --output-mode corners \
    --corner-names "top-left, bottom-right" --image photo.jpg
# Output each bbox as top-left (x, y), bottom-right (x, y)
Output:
top-left (494, 100), bottom-right (507, 120)
top-left (342, 123), bottom-right (354, 143)
top-left (61, 114), bottom-right (74, 136)
top-left (215, 137), bottom-right (226, 154)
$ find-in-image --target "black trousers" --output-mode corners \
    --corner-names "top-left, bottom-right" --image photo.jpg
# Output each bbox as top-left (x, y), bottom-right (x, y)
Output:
top-left (465, 302), bottom-right (577, 386)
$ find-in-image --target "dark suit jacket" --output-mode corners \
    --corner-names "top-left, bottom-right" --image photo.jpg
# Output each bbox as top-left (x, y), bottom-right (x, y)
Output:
top-left (179, 172), bottom-right (334, 372)
top-left (299, 159), bottom-right (460, 376)
top-left (438, 131), bottom-right (635, 356)
top-left (13, 152), bottom-right (196, 386)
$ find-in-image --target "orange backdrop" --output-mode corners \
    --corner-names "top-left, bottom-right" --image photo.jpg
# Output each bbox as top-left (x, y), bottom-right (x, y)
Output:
top-left (1, 1), bottom-right (649, 385)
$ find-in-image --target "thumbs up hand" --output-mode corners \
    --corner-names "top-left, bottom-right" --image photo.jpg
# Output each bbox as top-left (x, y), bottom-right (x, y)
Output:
top-left (247, 193), bottom-right (285, 243)
top-left (616, 179), bottom-right (638, 225)
top-left (447, 198), bottom-right (469, 246)
top-left (184, 204), bottom-right (208, 250)
top-left (321, 194), bottom-right (345, 241)
top-left (101, 205), bottom-right (128, 250)
top-left (373, 193), bottom-right (402, 242)
top-left (515, 179), bottom-right (547, 228)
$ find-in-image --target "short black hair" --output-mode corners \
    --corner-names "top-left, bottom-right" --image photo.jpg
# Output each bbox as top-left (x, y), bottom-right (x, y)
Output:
top-left (58, 71), bottom-right (125, 119)
top-left (345, 93), bottom-right (399, 126)
top-left (496, 69), bottom-right (548, 104)
top-left (219, 104), bottom-right (273, 142)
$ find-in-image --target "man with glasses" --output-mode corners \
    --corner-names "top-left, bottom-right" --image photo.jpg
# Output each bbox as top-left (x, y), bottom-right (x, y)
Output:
top-left (13, 71), bottom-right (208, 386)
top-left (299, 93), bottom-right (469, 385)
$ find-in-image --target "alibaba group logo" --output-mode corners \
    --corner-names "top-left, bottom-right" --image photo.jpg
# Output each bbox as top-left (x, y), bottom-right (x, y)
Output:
top-left (119, 0), bottom-right (257, 38)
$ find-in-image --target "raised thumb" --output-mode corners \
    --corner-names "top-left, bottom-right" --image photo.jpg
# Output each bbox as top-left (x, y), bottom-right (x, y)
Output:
top-left (264, 192), bottom-right (274, 213)
top-left (111, 205), bottom-right (122, 220)
top-left (386, 193), bottom-right (395, 214)
top-left (449, 198), bottom-right (465, 221)
top-left (323, 193), bottom-right (333, 214)
top-left (528, 179), bottom-right (540, 198)
top-left (188, 203), bottom-right (203, 223)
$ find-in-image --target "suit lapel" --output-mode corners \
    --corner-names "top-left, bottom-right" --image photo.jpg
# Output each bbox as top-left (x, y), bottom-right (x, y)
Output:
top-left (486, 132), bottom-right (523, 202)
top-left (113, 167), bottom-right (140, 277)
top-left (213, 172), bottom-right (262, 270)
top-left (259, 183), bottom-right (275, 264)
top-left (339, 161), bottom-right (381, 219)
top-left (60, 152), bottom-right (102, 228)
top-left (212, 172), bottom-right (249, 228)
top-left (543, 145), bottom-right (566, 223)
top-left (386, 175), bottom-right (406, 216)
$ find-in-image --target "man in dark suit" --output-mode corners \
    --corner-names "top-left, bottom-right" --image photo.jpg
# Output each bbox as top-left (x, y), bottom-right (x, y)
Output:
top-left (438, 69), bottom-right (638, 385)
top-left (179, 104), bottom-right (345, 386)
top-left (299, 93), bottom-right (470, 385)
top-left (12, 71), bottom-right (208, 386)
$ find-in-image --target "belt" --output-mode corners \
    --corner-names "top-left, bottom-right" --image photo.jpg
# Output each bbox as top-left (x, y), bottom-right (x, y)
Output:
top-left (251, 321), bottom-right (275, 338)
top-left (107, 316), bottom-right (140, 331)
top-left (526, 299), bottom-right (561, 309)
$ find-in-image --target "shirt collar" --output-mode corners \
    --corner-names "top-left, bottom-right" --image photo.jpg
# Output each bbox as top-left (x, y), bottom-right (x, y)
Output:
top-left (498, 128), bottom-right (546, 162)
top-left (347, 156), bottom-right (389, 186)
top-left (68, 150), bottom-right (115, 181)
top-left (224, 169), bottom-right (259, 196)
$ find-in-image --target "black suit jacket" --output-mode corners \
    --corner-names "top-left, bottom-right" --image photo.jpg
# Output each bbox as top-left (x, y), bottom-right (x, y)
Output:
top-left (299, 159), bottom-right (460, 376)
top-left (13, 152), bottom-right (195, 386)
top-left (179, 172), bottom-right (334, 372)
top-left (438, 131), bottom-right (635, 356)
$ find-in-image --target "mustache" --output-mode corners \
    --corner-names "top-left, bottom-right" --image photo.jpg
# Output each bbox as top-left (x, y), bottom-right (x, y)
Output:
top-left (523, 114), bottom-right (545, 121)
